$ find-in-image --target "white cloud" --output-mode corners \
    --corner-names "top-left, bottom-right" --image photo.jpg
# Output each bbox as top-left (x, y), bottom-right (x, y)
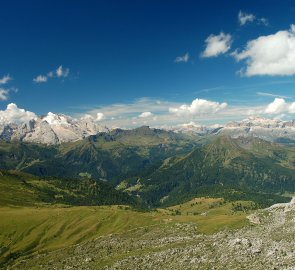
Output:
top-left (33, 65), bottom-right (70, 83)
top-left (96, 112), bottom-right (105, 121)
top-left (174, 52), bottom-right (189, 63)
top-left (238, 11), bottom-right (255, 26)
top-left (233, 25), bottom-right (295, 76)
top-left (43, 112), bottom-right (69, 125)
top-left (0, 89), bottom-right (9, 101)
top-left (169, 98), bottom-right (227, 116)
top-left (79, 97), bottom-right (264, 128)
top-left (0, 75), bottom-right (16, 101)
top-left (33, 75), bottom-right (48, 83)
top-left (0, 75), bottom-right (12, 85)
top-left (56, 65), bottom-right (69, 78)
top-left (81, 98), bottom-right (176, 120)
top-left (138, 111), bottom-right (153, 118)
top-left (0, 87), bottom-right (17, 101)
top-left (289, 102), bottom-right (295, 113)
top-left (201, 32), bottom-right (232, 58)
top-left (0, 103), bottom-right (37, 124)
top-left (265, 98), bottom-right (287, 114)
top-left (238, 11), bottom-right (268, 27)
top-left (78, 113), bottom-right (105, 122)
top-left (264, 98), bottom-right (295, 114)
top-left (80, 114), bottom-right (94, 120)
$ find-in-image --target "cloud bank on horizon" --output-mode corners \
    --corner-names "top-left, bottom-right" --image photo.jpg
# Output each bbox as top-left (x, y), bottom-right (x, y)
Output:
top-left (1, 96), bottom-right (295, 128)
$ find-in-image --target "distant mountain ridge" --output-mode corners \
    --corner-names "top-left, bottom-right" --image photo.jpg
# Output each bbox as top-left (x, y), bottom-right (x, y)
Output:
top-left (2, 113), bottom-right (295, 145)
top-left (168, 116), bottom-right (295, 143)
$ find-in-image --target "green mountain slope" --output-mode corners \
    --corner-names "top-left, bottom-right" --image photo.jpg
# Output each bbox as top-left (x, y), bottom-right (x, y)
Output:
top-left (134, 136), bottom-right (295, 206)
top-left (2, 132), bottom-right (294, 208)
top-left (0, 127), bottom-right (197, 185)
top-left (0, 170), bottom-right (136, 207)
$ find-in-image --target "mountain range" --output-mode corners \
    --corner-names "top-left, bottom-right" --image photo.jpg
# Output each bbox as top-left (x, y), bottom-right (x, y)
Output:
top-left (1, 112), bottom-right (295, 208)
top-left (0, 126), bottom-right (196, 186)
top-left (2, 114), bottom-right (295, 145)
top-left (170, 116), bottom-right (295, 144)
top-left (1, 126), bottom-right (294, 208)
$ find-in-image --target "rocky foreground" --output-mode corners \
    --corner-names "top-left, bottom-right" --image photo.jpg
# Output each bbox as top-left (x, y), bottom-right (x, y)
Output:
top-left (11, 199), bottom-right (295, 270)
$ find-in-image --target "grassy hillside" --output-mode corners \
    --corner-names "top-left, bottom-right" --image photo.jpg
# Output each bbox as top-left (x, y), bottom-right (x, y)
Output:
top-left (0, 170), bottom-right (136, 207)
top-left (0, 205), bottom-right (155, 267)
top-left (0, 197), bottom-right (249, 269)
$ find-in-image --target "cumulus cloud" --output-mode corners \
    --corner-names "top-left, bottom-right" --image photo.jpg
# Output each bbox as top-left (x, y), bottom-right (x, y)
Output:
top-left (33, 75), bottom-right (48, 83)
top-left (201, 32), bottom-right (232, 58)
top-left (169, 98), bottom-right (227, 117)
top-left (233, 25), bottom-right (295, 76)
top-left (238, 11), bottom-right (255, 26)
top-left (265, 98), bottom-right (287, 114)
top-left (0, 75), bottom-right (12, 85)
top-left (289, 102), bottom-right (295, 113)
top-left (264, 98), bottom-right (295, 114)
top-left (138, 111), bottom-right (153, 118)
top-left (42, 112), bottom-right (70, 125)
top-left (0, 103), bottom-right (37, 124)
top-left (174, 52), bottom-right (189, 63)
top-left (96, 112), bottom-right (105, 121)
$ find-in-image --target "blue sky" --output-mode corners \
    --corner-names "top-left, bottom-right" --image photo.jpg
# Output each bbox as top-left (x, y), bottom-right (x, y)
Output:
top-left (1, 0), bottom-right (295, 127)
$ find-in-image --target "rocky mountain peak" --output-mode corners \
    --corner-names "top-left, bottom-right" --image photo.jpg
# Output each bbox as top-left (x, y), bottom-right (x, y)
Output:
top-left (0, 113), bottom-right (109, 145)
